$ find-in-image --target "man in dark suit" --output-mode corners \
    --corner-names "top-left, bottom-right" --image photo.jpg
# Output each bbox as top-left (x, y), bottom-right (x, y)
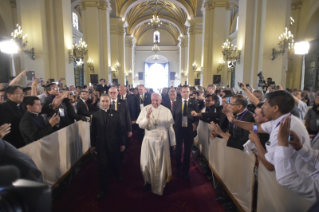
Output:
top-left (76, 90), bottom-right (98, 117)
top-left (90, 94), bottom-right (126, 200)
top-left (210, 95), bottom-right (255, 150)
top-left (118, 85), bottom-right (136, 152)
top-left (161, 88), bottom-right (170, 103)
top-left (172, 85), bottom-right (199, 181)
top-left (162, 89), bottom-right (177, 111)
top-left (19, 96), bottom-right (60, 144)
top-left (0, 86), bottom-right (26, 148)
top-left (191, 94), bottom-right (222, 124)
top-left (135, 85), bottom-right (151, 142)
top-left (109, 87), bottom-right (132, 165)
top-left (176, 87), bottom-right (182, 99)
top-left (96, 79), bottom-right (109, 96)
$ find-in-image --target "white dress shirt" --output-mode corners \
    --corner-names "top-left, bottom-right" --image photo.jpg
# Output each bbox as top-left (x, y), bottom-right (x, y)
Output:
top-left (274, 145), bottom-right (319, 202)
top-left (261, 114), bottom-right (311, 166)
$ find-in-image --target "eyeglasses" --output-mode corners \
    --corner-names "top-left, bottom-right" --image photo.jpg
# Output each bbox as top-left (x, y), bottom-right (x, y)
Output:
top-left (13, 92), bottom-right (24, 95)
top-left (229, 103), bottom-right (239, 106)
top-left (52, 88), bottom-right (59, 90)
top-left (109, 92), bottom-right (117, 94)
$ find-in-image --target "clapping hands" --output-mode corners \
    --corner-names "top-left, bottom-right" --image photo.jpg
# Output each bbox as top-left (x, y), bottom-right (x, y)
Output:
top-left (277, 116), bottom-right (302, 151)
top-left (0, 124), bottom-right (11, 139)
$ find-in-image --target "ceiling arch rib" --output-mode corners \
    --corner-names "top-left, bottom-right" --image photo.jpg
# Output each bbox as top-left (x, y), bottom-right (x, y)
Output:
top-left (117, 0), bottom-right (195, 19)
top-left (125, 0), bottom-right (188, 41)
top-left (134, 22), bottom-right (180, 44)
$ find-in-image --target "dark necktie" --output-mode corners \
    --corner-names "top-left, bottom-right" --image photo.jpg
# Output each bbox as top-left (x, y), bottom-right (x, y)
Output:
top-left (17, 105), bottom-right (23, 114)
top-left (140, 96), bottom-right (144, 104)
top-left (183, 100), bottom-right (187, 116)
top-left (121, 95), bottom-right (124, 100)
top-left (112, 101), bottom-right (115, 110)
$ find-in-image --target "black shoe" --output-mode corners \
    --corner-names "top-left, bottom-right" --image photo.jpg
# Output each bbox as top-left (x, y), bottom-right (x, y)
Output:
top-left (216, 197), bottom-right (230, 203)
top-left (143, 183), bottom-right (151, 191)
top-left (223, 203), bottom-right (237, 211)
top-left (116, 174), bottom-right (123, 182)
top-left (182, 173), bottom-right (190, 181)
top-left (175, 169), bottom-right (181, 177)
top-left (96, 190), bottom-right (107, 200)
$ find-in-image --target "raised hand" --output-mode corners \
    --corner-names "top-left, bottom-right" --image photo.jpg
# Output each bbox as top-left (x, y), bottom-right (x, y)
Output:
top-left (0, 124), bottom-right (11, 139)
top-left (49, 113), bottom-right (60, 127)
top-left (249, 130), bottom-right (259, 144)
top-left (277, 115), bottom-right (291, 147)
top-left (146, 107), bottom-right (153, 118)
top-left (226, 113), bottom-right (235, 123)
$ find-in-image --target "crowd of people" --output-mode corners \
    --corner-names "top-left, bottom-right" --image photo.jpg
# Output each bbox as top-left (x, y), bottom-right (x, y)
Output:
top-left (0, 69), bottom-right (319, 207)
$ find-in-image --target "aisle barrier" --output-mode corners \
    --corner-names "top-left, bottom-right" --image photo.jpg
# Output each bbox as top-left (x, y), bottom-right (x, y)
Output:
top-left (19, 121), bottom-right (90, 186)
top-left (197, 120), bottom-right (314, 212)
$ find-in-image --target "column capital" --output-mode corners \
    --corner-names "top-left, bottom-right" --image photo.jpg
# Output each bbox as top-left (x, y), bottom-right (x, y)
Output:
top-left (291, 1), bottom-right (302, 10)
top-left (81, 0), bottom-right (112, 11)
top-left (10, 0), bottom-right (16, 8)
top-left (125, 35), bottom-right (135, 48)
top-left (118, 20), bottom-right (128, 35)
top-left (203, 0), bottom-right (236, 10)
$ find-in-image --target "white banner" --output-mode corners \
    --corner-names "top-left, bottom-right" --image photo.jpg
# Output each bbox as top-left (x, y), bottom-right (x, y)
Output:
top-left (19, 121), bottom-right (90, 186)
top-left (257, 163), bottom-right (313, 212)
top-left (198, 120), bottom-right (255, 211)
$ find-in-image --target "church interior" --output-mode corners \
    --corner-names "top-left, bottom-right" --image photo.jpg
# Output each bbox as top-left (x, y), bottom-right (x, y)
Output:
top-left (0, 0), bottom-right (319, 211)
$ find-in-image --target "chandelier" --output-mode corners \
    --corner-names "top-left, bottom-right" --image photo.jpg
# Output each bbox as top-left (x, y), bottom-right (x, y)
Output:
top-left (271, 27), bottom-right (294, 60)
top-left (11, 24), bottom-right (28, 49)
top-left (221, 39), bottom-right (241, 63)
top-left (153, 55), bottom-right (159, 60)
top-left (73, 38), bottom-right (88, 58)
top-left (76, 58), bottom-right (84, 67)
top-left (152, 44), bottom-right (160, 53)
top-left (149, 14), bottom-right (162, 28)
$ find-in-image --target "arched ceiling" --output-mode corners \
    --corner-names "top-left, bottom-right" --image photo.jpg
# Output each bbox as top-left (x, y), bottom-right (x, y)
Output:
top-left (125, 0), bottom-right (188, 41)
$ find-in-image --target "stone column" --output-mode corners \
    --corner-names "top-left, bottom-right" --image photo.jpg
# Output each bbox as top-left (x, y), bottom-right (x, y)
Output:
top-left (201, 0), bottom-right (230, 88)
top-left (256, 0), bottom-right (291, 88)
top-left (186, 20), bottom-right (196, 86)
top-left (179, 36), bottom-right (187, 85)
top-left (117, 20), bottom-right (127, 86)
top-left (125, 35), bottom-right (135, 86)
top-left (17, 0), bottom-right (74, 85)
top-left (81, 0), bottom-right (111, 84)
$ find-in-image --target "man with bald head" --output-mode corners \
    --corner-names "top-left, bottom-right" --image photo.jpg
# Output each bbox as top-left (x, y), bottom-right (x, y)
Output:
top-left (136, 93), bottom-right (176, 195)
top-left (109, 87), bottom-right (132, 165)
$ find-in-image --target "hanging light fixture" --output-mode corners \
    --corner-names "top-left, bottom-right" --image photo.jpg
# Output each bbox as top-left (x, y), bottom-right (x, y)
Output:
top-left (73, 38), bottom-right (88, 58)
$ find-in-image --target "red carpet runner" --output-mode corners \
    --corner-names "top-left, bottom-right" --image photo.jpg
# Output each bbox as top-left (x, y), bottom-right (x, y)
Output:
top-left (53, 133), bottom-right (225, 212)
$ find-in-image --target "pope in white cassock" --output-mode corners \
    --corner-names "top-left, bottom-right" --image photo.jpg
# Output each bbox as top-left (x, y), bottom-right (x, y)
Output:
top-left (136, 93), bottom-right (176, 195)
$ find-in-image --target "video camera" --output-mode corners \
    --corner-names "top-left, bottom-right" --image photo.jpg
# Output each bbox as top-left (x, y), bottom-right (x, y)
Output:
top-left (257, 72), bottom-right (266, 88)
top-left (0, 166), bottom-right (51, 212)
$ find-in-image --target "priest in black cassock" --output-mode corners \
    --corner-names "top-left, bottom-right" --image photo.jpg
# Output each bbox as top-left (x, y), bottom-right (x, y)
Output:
top-left (210, 95), bottom-right (255, 150)
top-left (90, 94), bottom-right (126, 200)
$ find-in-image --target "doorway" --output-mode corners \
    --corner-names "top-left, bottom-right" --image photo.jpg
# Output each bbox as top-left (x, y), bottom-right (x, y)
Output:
top-left (145, 63), bottom-right (168, 92)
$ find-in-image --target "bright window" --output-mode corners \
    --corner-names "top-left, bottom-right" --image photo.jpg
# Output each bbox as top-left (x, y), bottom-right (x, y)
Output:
top-left (145, 63), bottom-right (168, 91)
top-left (73, 12), bottom-right (79, 30)
top-left (153, 30), bottom-right (160, 43)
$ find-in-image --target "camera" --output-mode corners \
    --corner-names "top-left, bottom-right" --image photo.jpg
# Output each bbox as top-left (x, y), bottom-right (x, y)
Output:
top-left (0, 166), bottom-right (51, 212)
top-left (257, 72), bottom-right (266, 88)
top-left (272, 85), bottom-right (279, 90)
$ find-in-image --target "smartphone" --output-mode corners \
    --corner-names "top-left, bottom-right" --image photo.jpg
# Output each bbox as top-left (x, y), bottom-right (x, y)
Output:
top-left (39, 78), bottom-right (43, 83)
top-left (246, 84), bottom-right (250, 87)
top-left (26, 71), bottom-right (35, 81)
top-left (253, 124), bottom-right (258, 134)
top-left (226, 97), bottom-right (231, 104)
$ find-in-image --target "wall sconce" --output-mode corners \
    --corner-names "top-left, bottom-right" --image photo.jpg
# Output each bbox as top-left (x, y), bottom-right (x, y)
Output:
top-left (192, 62), bottom-right (199, 71)
top-left (68, 48), bottom-right (74, 64)
top-left (271, 27), bottom-right (294, 60)
top-left (11, 24), bottom-right (35, 60)
top-left (180, 69), bottom-right (186, 76)
top-left (111, 61), bottom-right (120, 72)
top-left (128, 69), bottom-right (133, 75)
top-left (174, 73), bottom-right (180, 80)
top-left (217, 59), bottom-right (225, 72)
top-left (221, 39), bottom-right (241, 64)
top-left (87, 57), bottom-right (94, 72)
top-left (134, 73), bottom-right (138, 80)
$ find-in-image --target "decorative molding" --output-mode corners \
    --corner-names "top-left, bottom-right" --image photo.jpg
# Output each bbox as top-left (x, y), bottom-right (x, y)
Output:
top-left (203, 0), bottom-right (237, 10)
top-left (291, 1), bottom-right (302, 10)
top-left (188, 26), bottom-right (196, 35)
top-left (80, 0), bottom-right (112, 11)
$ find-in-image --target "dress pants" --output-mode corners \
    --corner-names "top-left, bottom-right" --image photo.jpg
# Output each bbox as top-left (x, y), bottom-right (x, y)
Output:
top-left (97, 149), bottom-right (119, 191)
top-left (175, 127), bottom-right (194, 174)
top-left (119, 136), bottom-right (130, 162)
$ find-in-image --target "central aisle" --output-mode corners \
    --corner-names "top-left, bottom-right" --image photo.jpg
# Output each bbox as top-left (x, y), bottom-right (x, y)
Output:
top-left (53, 133), bottom-right (225, 212)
